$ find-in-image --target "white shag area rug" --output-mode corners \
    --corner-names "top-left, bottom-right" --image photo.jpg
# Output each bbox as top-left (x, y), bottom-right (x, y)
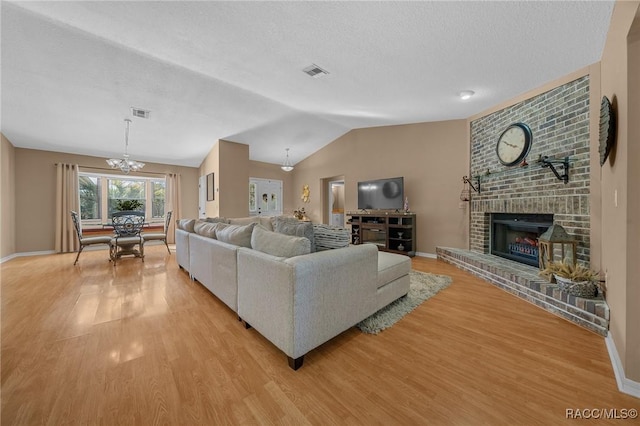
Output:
top-left (356, 270), bottom-right (452, 334)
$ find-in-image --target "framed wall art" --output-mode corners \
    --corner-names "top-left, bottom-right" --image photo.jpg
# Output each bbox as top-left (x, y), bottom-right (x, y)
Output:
top-left (206, 173), bottom-right (215, 201)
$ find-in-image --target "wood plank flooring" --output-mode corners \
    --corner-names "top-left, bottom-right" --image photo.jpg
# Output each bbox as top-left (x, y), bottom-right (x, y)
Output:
top-left (2, 247), bottom-right (638, 425)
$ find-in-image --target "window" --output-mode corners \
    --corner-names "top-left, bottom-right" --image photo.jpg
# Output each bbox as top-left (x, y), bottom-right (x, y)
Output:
top-left (79, 175), bottom-right (101, 220)
top-left (151, 180), bottom-right (166, 219)
top-left (108, 178), bottom-right (145, 217)
top-left (79, 172), bottom-right (166, 224)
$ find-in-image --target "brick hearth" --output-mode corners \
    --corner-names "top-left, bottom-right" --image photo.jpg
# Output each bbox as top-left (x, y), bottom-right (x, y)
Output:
top-left (436, 247), bottom-right (609, 336)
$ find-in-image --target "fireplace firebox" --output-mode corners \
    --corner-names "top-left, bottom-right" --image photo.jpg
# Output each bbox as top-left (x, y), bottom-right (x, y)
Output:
top-left (490, 213), bottom-right (553, 267)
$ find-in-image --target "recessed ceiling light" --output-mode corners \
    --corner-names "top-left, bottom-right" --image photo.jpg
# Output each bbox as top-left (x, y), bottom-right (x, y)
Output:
top-left (458, 90), bottom-right (475, 100)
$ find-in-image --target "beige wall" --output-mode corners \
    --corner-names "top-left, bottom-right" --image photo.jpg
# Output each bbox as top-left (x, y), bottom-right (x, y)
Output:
top-left (292, 120), bottom-right (469, 255)
top-left (200, 141), bottom-right (220, 217)
top-left (219, 141), bottom-right (249, 218)
top-left (626, 7), bottom-right (640, 382)
top-left (199, 140), bottom-right (250, 218)
top-left (1, 134), bottom-right (17, 258)
top-left (12, 148), bottom-right (198, 253)
top-left (600, 0), bottom-right (640, 382)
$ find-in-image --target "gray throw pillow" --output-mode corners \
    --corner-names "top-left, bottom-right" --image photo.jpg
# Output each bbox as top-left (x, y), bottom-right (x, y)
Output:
top-left (251, 224), bottom-right (311, 258)
top-left (176, 219), bottom-right (196, 233)
top-left (216, 222), bottom-right (256, 248)
top-left (193, 220), bottom-right (220, 239)
top-left (274, 216), bottom-right (315, 252)
top-left (313, 224), bottom-right (350, 251)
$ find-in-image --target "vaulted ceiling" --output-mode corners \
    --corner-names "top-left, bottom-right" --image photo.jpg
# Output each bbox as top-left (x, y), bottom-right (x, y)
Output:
top-left (1, 1), bottom-right (614, 168)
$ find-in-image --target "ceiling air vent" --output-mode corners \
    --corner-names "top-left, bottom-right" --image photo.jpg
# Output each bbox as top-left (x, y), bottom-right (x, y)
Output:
top-left (130, 107), bottom-right (150, 119)
top-left (303, 64), bottom-right (329, 78)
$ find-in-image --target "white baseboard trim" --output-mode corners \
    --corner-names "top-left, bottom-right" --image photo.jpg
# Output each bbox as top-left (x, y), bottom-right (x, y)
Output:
top-left (605, 332), bottom-right (640, 399)
top-left (1, 250), bottom-right (57, 263)
top-left (415, 251), bottom-right (437, 259)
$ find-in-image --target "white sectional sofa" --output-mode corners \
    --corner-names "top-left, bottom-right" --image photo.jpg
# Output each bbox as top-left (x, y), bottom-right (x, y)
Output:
top-left (175, 216), bottom-right (410, 369)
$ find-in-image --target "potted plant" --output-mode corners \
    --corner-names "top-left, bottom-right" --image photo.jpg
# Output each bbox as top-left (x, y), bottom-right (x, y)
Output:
top-left (114, 199), bottom-right (144, 212)
top-left (539, 261), bottom-right (601, 298)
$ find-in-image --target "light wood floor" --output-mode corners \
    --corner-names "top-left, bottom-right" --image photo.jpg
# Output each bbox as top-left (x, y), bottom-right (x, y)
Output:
top-left (2, 247), bottom-right (638, 425)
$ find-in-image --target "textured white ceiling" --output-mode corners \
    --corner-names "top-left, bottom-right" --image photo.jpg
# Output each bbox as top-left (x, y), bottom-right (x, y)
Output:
top-left (1, 1), bottom-right (614, 167)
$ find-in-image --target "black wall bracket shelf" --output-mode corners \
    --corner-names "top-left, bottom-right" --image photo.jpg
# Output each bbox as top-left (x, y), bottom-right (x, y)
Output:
top-left (462, 175), bottom-right (481, 194)
top-left (538, 156), bottom-right (570, 184)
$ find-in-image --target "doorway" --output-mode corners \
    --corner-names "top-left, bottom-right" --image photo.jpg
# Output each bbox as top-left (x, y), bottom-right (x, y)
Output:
top-left (328, 180), bottom-right (345, 226)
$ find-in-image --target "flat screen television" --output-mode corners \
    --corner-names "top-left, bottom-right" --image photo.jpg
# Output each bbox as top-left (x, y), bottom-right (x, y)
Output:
top-left (357, 177), bottom-right (404, 210)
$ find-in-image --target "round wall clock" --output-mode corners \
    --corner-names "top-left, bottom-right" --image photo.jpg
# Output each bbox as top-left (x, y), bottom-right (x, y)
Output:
top-left (599, 96), bottom-right (616, 166)
top-left (496, 122), bottom-right (533, 166)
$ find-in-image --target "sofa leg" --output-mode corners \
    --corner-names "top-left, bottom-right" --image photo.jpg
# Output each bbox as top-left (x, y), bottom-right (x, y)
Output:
top-left (288, 356), bottom-right (304, 370)
top-left (240, 319), bottom-right (252, 329)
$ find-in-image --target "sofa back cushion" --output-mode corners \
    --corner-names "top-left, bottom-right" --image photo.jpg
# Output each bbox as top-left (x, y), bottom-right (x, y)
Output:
top-left (228, 216), bottom-right (274, 231)
top-left (216, 222), bottom-right (256, 248)
top-left (176, 219), bottom-right (196, 233)
top-left (205, 217), bottom-right (229, 224)
top-left (193, 220), bottom-right (220, 239)
top-left (251, 224), bottom-right (311, 258)
top-left (274, 216), bottom-right (315, 252)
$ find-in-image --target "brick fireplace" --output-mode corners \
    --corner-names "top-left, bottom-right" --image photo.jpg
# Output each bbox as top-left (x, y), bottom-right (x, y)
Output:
top-left (469, 76), bottom-right (591, 264)
top-left (438, 75), bottom-right (608, 335)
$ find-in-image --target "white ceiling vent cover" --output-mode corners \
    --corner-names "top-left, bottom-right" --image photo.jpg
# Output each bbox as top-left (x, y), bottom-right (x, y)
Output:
top-left (131, 107), bottom-right (150, 119)
top-left (303, 64), bottom-right (329, 78)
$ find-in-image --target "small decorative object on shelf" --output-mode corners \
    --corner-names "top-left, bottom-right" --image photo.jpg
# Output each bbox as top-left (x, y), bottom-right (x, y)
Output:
top-left (397, 243), bottom-right (404, 251)
top-left (404, 197), bottom-right (409, 212)
top-left (397, 232), bottom-right (403, 239)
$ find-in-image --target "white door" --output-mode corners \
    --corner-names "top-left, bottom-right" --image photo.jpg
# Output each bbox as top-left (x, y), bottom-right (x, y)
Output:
top-left (198, 175), bottom-right (206, 218)
top-left (249, 178), bottom-right (283, 216)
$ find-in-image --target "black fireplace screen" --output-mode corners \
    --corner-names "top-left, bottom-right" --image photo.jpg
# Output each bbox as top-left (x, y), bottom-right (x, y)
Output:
top-left (490, 213), bottom-right (553, 267)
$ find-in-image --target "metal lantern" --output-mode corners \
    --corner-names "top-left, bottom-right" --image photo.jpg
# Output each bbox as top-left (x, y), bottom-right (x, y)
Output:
top-left (538, 224), bottom-right (578, 273)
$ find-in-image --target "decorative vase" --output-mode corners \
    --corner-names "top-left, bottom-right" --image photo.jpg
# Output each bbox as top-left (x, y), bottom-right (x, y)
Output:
top-left (397, 232), bottom-right (403, 239)
top-left (397, 243), bottom-right (404, 251)
top-left (553, 274), bottom-right (598, 298)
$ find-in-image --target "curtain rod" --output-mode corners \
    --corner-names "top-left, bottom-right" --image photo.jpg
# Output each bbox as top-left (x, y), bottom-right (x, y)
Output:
top-left (54, 163), bottom-right (174, 177)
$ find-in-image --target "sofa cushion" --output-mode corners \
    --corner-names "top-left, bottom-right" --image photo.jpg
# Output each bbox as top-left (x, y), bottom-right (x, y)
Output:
top-left (216, 222), bottom-right (256, 248)
top-left (193, 220), bottom-right (220, 239)
top-left (274, 217), bottom-right (315, 252)
top-left (176, 219), bottom-right (196, 233)
top-left (313, 224), bottom-right (350, 251)
top-left (377, 251), bottom-right (411, 289)
top-left (229, 216), bottom-right (274, 231)
top-left (251, 224), bottom-right (311, 258)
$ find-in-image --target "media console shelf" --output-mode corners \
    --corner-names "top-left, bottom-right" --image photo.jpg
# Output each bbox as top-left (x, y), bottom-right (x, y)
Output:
top-left (347, 212), bottom-right (416, 257)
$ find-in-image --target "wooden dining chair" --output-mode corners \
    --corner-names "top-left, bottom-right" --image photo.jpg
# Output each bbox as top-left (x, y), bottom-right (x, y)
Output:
top-left (70, 210), bottom-right (112, 265)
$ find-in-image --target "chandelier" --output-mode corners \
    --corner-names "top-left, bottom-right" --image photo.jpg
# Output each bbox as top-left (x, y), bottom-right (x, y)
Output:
top-left (281, 148), bottom-right (294, 172)
top-left (106, 118), bottom-right (145, 174)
